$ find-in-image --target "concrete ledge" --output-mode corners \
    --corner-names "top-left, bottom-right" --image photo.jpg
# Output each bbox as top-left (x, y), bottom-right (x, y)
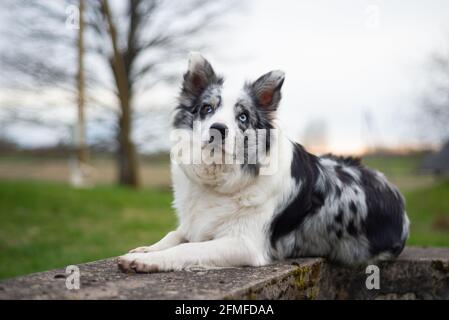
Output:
top-left (0, 247), bottom-right (448, 300)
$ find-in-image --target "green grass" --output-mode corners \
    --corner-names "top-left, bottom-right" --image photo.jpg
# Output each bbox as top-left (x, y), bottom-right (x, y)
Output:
top-left (404, 181), bottom-right (449, 247)
top-left (0, 180), bottom-right (176, 280)
top-left (363, 154), bottom-right (424, 177)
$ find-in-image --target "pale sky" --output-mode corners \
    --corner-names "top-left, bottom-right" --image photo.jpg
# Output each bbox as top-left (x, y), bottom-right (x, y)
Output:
top-left (201, 0), bottom-right (449, 153)
top-left (2, 0), bottom-right (449, 154)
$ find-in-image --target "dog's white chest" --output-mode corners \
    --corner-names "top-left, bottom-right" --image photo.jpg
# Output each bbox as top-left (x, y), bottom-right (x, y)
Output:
top-left (172, 165), bottom-right (273, 242)
top-left (177, 187), bottom-right (252, 242)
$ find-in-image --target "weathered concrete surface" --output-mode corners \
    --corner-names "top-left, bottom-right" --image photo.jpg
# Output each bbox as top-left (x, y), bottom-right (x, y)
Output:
top-left (0, 247), bottom-right (447, 300)
top-left (318, 247), bottom-right (449, 300)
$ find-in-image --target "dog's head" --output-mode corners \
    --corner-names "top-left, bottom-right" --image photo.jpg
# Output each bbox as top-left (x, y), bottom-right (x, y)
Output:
top-left (172, 53), bottom-right (285, 185)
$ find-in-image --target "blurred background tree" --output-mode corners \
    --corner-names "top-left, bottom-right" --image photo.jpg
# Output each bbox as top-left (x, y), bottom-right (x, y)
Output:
top-left (0, 0), bottom-right (235, 187)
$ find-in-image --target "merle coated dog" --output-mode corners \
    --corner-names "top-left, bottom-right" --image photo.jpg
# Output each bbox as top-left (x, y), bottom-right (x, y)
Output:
top-left (118, 53), bottom-right (409, 273)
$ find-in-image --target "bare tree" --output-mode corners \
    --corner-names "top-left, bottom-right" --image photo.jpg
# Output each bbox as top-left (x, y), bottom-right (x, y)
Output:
top-left (0, 1), bottom-right (76, 90)
top-left (1, 0), bottom-right (237, 187)
top-left (0, 1), bottom-right (77, 149)
top-left (88, 0), bottom-right (235, 187)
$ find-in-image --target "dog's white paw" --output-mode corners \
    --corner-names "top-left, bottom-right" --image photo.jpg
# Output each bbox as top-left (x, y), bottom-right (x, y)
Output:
top-left (117, 253), bottom-right (166, 273)
top-left (128, 246), bottom-right (157, 253)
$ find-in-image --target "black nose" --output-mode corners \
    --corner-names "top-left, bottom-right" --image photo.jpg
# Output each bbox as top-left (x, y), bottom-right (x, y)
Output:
top-left (209, 123), bottom-right (228, 141)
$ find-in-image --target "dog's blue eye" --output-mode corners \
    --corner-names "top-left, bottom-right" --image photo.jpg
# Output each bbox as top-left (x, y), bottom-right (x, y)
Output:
top-left (238, 113), bottom-right (248, 123)
top-left (202, 104), bottom-right (213, 114)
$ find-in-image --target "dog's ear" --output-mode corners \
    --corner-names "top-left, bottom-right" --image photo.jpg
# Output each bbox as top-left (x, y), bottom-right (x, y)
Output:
top-left (181, 52), bottom-right (220, 105)
top-left (250, 70), bottom-right (285, 111)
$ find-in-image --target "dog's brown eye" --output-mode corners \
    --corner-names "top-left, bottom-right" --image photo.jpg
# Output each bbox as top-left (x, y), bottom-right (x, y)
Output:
top-left (201, 104), bottom-right (213, 115)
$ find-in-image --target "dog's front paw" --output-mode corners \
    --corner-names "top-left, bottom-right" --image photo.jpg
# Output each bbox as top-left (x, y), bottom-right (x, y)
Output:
top-left (128, 246), bottom-right (156, 253)
top-left (117, 253), bottom-right (165, 273)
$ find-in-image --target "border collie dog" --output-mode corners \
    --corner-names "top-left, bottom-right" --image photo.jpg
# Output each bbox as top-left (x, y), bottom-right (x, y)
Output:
top-left (118, 53), bottom-right (410, 273)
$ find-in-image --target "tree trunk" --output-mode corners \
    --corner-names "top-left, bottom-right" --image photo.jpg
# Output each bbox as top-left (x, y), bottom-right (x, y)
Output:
top-left (76, 0), bottom-right (88, 164)
top-left (102, 0), bottom-right (140, 187)
top-left (117, 96), bottom-right (139, 187)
